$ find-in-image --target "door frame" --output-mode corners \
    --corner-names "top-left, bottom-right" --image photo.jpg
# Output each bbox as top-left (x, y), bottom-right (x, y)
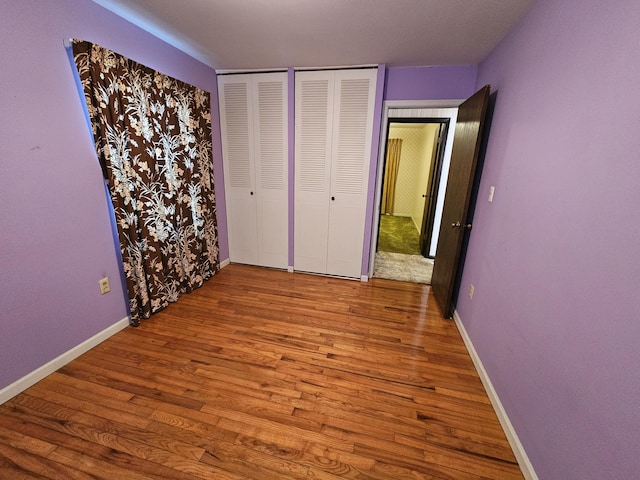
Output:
top-left (367, 100), bottom-right (463, 278)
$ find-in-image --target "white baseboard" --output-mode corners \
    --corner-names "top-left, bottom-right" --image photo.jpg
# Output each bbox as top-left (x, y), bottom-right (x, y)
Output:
top-left (360, 275), bottom-right (369, 282)
top-left (0, 316), bottom-right (130, 405)
top-left (220, 258), bottom-right (230, 268)
top-left (287, 266), bottom-right (294, 273)
top-left (453, 310), bottom-right (539, 480)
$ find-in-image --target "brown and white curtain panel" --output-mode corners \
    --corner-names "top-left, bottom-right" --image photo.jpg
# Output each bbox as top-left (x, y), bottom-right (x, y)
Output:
top-left (72, 40), bottom-right (219, 324)
top-left (381, 138), bottom-right (402, 214)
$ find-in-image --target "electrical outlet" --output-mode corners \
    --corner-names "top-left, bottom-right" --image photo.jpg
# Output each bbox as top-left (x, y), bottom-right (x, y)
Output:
top-left (468, 284), bottom-right (475, 300)
top-left (99, 277), bottom-right (111, 295)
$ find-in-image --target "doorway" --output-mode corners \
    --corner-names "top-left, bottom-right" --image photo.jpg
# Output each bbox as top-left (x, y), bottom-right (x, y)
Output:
top-left (373, 120), bottom-right (447, 284)
top-left (379, 119), bottom-right (449, 257)
top-left (368, 103), bottom-right (460, 283)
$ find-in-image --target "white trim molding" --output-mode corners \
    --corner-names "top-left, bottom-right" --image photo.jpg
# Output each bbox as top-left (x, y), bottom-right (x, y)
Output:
top-left (453, 310), bottom-right (539, 480)
top-left (0, 316), bottom-right (130, 405)
top-left (219, 258), bottom-right (231, 268)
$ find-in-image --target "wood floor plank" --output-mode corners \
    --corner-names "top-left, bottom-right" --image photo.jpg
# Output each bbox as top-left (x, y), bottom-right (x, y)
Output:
top-left (0, 425), bottom-right (57, 458)
top-left (0, 264), bottom-right (523, 479)
top-left (0, 442), bottom-right (93, 480)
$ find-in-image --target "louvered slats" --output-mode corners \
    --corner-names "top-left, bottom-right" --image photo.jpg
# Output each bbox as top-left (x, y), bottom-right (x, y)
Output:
top-left (298, 79), bottom-right (330, 193)
top-left (335, 78), bottom-right (371, 195)
top-left (223, 83), bottom-right (252, 188)
top-left (257, 81), bottom-right (285, 190)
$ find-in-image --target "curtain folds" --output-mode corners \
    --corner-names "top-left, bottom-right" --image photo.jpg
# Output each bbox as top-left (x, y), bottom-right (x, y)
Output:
top-left (72, 40), bottom-right (219, 324)
top-left (381, 138), bottom-right (402, 215)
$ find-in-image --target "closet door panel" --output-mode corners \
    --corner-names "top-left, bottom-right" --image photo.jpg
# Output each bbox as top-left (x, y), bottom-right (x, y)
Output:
top-left (326, 70), bottom-right (377, 278)
top-left (326, 203), bottom-right (366, 277)
top-left (228, 191), bottom-right (258, 263)
top-left (218, 76), bottom-right (258, 265)
top-left (294, 72), bottom-right (334, 273)
top-left (257, 198), bottom-right (287, 264)
top-left (254, 74), bottom-right (288, 268)
top-left (295, 202), bottom-right (331, 273)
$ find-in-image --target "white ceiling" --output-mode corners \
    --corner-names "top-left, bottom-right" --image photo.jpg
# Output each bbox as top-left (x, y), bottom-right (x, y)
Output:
top-left (92, 0), bottom-right (534, 71)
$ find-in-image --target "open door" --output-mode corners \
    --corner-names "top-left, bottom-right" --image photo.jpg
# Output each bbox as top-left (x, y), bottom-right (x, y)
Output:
top-left (431, 85), bottom-right (490, 318)
top-left (419, 121), bottom-right (448, 257)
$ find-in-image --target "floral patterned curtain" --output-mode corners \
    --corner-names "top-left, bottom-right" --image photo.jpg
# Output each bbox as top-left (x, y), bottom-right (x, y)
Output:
top-left (72, 40), bottom-right (219, 325)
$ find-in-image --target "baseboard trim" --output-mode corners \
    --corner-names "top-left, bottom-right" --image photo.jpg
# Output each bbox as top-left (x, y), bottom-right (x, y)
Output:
top-left (220, 258), bottom-right (231, 268)
top-left (0, 316), bottom-right (130, 405)
top-left (360, 275), bottom-right (369, 282)
top-left (453, 310), bottom-right (539, 480)
top-left (287, 266), bottom-right (294, 273)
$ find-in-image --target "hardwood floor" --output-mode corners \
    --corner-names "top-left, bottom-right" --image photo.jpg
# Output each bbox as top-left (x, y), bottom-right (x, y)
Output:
top-left (0, 264), bottom-right (523, 479)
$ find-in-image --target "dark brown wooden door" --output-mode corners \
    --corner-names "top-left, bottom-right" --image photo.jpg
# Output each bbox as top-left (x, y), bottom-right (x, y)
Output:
top-left (431, 85), bottom-right (490, 318)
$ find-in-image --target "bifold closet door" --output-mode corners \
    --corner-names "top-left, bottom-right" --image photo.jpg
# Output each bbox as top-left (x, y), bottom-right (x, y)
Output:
top-left (218, 73), bottom-right (288, 269)
top-left (294, 69), bottom-right (377, 278)
top-left (253, 75), bottom-right (288, 268)
top-left (219, 76), bottom-right (257, 265)
top-left (326, 70), bottom-right (377, 277)
top-left (294, 72), bottom-right (334, 274)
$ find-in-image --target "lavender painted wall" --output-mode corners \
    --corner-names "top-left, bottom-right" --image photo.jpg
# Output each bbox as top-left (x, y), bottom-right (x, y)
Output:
top-left (0, 0), bottom-right (224, 390)
top-left (385, 65), bottom-right (477, 101)
top-left (457, 0), bottom-right (640, 478)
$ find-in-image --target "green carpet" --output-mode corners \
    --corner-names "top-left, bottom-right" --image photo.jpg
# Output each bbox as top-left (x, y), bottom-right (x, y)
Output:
top-left (377, 215), bottom-right (421, 255)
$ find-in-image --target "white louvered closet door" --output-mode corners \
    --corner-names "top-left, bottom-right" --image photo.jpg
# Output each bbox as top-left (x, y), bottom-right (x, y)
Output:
top-left (294, 72), bottom-right (334, 274)
top-left (294, 68), bottom-right (377, 278)
top-left (219, 73), bottom-right (288, 268)
top-left (253, 74), bottom-right (288, 268)
top-left (327, 70), bottom-right (377, 277)
top-left (219, 75), bottom-right (258, 265)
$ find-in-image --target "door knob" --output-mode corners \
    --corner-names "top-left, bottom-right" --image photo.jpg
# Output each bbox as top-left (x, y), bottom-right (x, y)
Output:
top-left (451, 221), bottom-right (472, 230)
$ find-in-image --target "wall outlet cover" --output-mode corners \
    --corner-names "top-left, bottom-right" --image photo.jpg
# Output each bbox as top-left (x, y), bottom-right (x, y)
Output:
top-left (99, 277), bottom-right (111, 295)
